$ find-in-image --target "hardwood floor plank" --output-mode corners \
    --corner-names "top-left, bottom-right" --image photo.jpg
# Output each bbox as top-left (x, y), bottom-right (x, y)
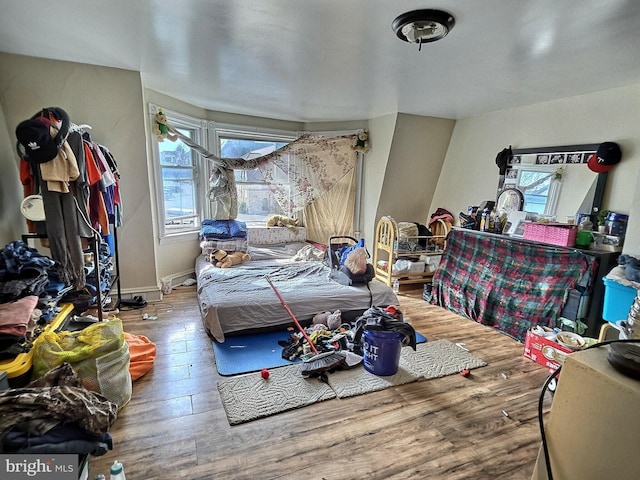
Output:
top-left (89, 285), bottom-right (552, 479)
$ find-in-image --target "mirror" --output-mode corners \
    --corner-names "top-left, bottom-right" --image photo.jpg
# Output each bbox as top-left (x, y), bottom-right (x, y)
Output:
top-left (501, 144), bottom-right (605, 223)
top-left (496, 188), bottom-right (524, 213)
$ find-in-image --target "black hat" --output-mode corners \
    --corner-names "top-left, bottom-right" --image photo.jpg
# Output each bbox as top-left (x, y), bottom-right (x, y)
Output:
top-left (495, 146), bottom-right (513, 175)
top-left (587, 142), bottom-right (621, 173)
top-left (15, 107), bottom-right (70, 164)
top-left (15, 117), bottom-right (59, 164)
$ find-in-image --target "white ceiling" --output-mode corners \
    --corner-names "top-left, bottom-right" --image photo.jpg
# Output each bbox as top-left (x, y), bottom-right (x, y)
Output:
top-left (2, 0), bottom-right (640, 123)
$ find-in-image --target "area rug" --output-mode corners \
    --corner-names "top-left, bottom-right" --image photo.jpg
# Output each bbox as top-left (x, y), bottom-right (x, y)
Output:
top-left (217, 363), bottom-right (336, 425)
top-left (218, 339), bottom-right (485, 425)
top-left (212, 330), bottom-right (427, 376)
top-left (326, 339), bottom-right (487, 398)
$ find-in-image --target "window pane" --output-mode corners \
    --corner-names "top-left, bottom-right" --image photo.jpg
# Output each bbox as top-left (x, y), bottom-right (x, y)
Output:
top-left (159, 129), bottom-right (194, 167)
top-left (162, 167), bottom-right (196, 222)
top-left (519, 170), bottom-right (551, 214)
top-left (219, 137), bottom-right (290, 223)
top-left (237, 183), bottom-right (287, 220)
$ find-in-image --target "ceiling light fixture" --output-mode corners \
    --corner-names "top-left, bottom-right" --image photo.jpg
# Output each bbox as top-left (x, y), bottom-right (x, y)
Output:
top-left (392, 9), bottom-right (455, 51)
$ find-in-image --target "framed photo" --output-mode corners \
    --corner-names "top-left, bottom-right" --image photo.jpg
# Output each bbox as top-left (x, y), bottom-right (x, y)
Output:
top-left (536, 154), bottom-right (550, 165)
top-left (504, 211), bottom-right (528, 237)
top-left (508, 155), bottom-right (522, 165)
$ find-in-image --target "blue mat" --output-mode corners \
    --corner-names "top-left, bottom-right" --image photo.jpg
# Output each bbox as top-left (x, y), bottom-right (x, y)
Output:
top-left (212, 330), bottom-right (427, 376)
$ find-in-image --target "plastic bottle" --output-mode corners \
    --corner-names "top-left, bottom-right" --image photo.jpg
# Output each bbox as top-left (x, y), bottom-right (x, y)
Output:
top-left (110, 460), bottom-right (126, 480)
top-left (393, 278), bottom-right (400, 294)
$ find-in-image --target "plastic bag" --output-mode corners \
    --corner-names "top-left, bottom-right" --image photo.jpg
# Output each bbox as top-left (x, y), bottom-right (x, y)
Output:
top-left (32, 319), bottom-right (131, 407)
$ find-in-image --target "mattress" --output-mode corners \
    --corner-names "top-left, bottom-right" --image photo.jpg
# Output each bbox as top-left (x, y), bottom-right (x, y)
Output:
top-left (195, 247), bottom-right (398, 342)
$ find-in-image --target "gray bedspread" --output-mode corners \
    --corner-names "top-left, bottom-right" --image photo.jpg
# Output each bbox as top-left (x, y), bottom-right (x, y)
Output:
top-left (195, 253), bottom-right (398, 342)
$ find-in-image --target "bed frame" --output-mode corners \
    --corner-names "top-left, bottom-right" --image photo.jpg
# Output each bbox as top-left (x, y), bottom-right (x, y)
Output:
top-left (372, 215), bottom-right (451, 289)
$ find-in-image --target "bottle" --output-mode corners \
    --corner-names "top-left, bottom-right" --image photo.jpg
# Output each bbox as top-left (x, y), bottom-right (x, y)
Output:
top-left (110, 460), bottom-right (126, 480)
top-left (393, 278), bottom-right (400, 294)
top-left (482, 208), bottom-right (491, 232)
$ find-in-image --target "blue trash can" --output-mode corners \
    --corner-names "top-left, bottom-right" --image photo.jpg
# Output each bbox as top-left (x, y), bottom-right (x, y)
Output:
top-left (363, 330), bottom-right (404, 376)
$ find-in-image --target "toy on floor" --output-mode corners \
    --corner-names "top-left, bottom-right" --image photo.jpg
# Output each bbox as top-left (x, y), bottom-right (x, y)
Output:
top-left (261, 368), bottom-right (270, 379)
top-left (312, 310), bottom-right (342, 330)
top-left (208, 249), bottom-right (251, 268)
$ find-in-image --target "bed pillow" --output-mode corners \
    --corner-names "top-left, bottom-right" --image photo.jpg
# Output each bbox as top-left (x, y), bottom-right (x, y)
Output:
top-left (247, 226), bottom-right (307, 246)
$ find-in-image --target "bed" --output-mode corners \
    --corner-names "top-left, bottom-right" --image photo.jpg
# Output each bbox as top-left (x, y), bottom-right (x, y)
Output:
top-left (196, 234), bottom-right (399, 342)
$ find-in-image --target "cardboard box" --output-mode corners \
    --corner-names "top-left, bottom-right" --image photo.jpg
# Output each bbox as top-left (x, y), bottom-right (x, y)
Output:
top-left (523, 330), bottom-right (574, 372)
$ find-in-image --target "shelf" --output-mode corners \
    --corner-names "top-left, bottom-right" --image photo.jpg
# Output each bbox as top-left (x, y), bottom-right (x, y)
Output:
top-left (373, 216), bottom-right (450, 289)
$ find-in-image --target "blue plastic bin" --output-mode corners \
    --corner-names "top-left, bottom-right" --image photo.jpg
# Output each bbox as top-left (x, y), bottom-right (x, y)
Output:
top-left (602, 277), bottom-right (638, 322)
top-left (363, 330), bottom-right (404, 376)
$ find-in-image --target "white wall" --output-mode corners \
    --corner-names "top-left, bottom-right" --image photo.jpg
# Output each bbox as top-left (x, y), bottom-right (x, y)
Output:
top-left (361, 113), bottom-right (397, 244)
top-left (0, 53), bottom-right (158, 294)
top-left (3, 52), bottom-right (639, 288)
top-left (0, 103), bottom-right (23, 247)
top-left (431, 83), bottom-right (640, 257)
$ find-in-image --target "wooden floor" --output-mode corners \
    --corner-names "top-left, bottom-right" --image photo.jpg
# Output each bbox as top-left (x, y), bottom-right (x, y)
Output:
top-left (89, 285), bottom-right (553, 479)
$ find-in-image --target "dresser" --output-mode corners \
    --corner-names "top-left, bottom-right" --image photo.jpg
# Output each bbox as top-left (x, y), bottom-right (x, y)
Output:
top-left (431, 228), bottom-right (618, 340)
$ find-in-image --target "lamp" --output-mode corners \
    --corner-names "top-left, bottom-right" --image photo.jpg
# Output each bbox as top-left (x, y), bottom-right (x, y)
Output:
top-left (392, 9), bottom-right (455, 49)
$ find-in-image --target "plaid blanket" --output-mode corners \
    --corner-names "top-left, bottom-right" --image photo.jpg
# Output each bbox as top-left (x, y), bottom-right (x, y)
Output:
top-left (431, 229), bottom-right (589, 341)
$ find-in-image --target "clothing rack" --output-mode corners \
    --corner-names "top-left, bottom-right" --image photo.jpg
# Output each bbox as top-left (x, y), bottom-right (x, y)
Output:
top-left (21, 228), bottom-right (121, 322)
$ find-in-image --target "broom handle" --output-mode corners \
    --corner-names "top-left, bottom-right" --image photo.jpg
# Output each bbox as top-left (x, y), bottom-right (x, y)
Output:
top-left (266, 276), bottom-right (318, 354)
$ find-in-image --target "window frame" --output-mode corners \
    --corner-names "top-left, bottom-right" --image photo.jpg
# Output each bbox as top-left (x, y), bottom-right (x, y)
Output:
top-left (211, 124), bottom-right (299, 225)
top-left (150, 106), bottom-right (364, 242)
top-left (505, 164), bottom-right (562, 216)
top-left (150, 105), bottom-right (208, 242)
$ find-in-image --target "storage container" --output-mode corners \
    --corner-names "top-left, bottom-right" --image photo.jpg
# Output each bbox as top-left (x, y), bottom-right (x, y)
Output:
top-left (602, 277), bottom-right (637, 322)
top-left (363, 329), bottom-right (404, 376)
top-left (523, 222), bottom-right (578, 247)
top-left (604, 212), bottom-right (629, 236)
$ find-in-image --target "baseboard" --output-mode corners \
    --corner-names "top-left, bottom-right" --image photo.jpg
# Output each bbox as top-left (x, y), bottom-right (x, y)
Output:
top-left (120, 286), bottom-right (162, 303)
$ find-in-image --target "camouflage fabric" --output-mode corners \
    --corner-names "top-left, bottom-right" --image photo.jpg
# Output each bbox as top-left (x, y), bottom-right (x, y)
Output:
top-left (0, 363), bottom-right (118, 436)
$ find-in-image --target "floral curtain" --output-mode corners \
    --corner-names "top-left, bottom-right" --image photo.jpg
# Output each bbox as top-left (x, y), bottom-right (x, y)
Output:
top-left (155, 113), bottom-right (366, 224)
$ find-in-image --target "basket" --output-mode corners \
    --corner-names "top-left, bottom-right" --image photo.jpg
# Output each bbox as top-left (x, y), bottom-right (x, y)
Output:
top-left (523, 222), bottom-right (577, 247)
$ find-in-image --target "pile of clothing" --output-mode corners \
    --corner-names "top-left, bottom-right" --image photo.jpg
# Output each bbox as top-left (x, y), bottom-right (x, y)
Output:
top-left (279, 305), bottom-right (418, 378)
top-left (0, 363), bottom-right (117, 455)
top-left (199, 219), bottom-right (249, 256)
top-left (0, 241), bottom-right (69, 360)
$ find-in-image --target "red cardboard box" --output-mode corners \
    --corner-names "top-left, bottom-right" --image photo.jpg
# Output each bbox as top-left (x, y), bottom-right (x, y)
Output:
top-left (523, 330), bottom-right (574, 372)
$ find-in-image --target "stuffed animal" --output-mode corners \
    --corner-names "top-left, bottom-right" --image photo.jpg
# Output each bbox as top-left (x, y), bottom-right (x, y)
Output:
top-left (312, 311), bottom-right (331, 326)
top-left (208, 249), bottom-right (251, 268)
top-left (344, 247), bottom-right (368, 276)
top-left (153, 109), bottom-right (179, 143)
top-left (312, 310), bottom-right (342, 330)
top-left (352, 129), bottom-right (370, 154)
top-left (266, 214), bottom-right (299, 233)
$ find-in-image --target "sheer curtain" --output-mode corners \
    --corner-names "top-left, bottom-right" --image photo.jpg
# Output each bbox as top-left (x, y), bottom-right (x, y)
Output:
top-left (157, 116), bottom-right (361, 238)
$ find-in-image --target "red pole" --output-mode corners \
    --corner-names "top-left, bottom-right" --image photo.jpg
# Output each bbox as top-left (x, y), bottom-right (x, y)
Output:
top-left (265, 276), bottom-right (318, 355)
